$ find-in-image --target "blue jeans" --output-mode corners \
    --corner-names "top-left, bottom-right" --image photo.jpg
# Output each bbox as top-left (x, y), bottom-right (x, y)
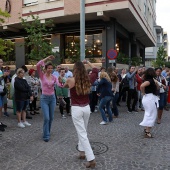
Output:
top-left (159, 92), bottom-right (166, 110)
top-left (99, 96), bottom-right (113, 122)
top-left (112, 92), bottom-right (119, 116)
top-left (41, 94), bottom-right (56, 140)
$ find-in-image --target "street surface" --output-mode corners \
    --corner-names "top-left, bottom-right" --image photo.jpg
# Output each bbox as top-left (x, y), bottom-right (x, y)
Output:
top-left (0, 102), bottom-right (170, 170)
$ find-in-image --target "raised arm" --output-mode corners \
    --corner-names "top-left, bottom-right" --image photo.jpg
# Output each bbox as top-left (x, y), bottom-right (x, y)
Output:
top-left (36, 55), bottom-right (55, 79)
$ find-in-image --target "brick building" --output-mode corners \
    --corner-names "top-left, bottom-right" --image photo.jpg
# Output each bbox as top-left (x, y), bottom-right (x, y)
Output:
top-left (0, 0), bottom-right (157, 68)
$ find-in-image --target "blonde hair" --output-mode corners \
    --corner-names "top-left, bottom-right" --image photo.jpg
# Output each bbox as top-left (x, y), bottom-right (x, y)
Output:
top-left (100, 72), bottom-right (111, 82)
top-left (17, 68), bottom-right (24, 76)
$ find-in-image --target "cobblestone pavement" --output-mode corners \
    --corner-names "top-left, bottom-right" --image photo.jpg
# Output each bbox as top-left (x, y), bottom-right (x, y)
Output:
top-left (0, 102), bottom-right (170, 170)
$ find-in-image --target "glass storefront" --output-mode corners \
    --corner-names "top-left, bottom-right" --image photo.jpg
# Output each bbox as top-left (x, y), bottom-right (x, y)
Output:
top-left (65, 32), bottom-right (102, 59)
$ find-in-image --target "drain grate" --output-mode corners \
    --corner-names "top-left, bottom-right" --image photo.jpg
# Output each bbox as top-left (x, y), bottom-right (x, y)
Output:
top-left (76, 142), bottom-right (108, 155)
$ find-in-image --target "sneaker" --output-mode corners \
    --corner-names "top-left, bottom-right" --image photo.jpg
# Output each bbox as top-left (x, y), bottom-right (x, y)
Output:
top-left (44, 139), bottom-right (49, 142)
top-left (18, 122), bottom-right (25, 128)
top-left (0, 122), bottom-right (7, 128)
top-left (132, 109), bottom-right (138, 113)
top-left (0, 124), bottom-right (5, 132)
top-left (127, 109), bottom-right (132, 113)
top-left (67, 113), bottom-right (71, 116)
top-left (100, 121), bottom-right (107, 125)
top-left (3, 112), bottom-right (9, 117)
top-left (62, 115), bottom-right (67, 119)
top-left (94, 109), bottom-right (98, 112)
top-left (23, 121), bottom-right (31, 126)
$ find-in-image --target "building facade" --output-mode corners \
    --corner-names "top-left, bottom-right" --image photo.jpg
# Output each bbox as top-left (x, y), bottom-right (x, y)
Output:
top-left (0, 0), bottom-right (157, 68)
top-left (145, 25), bottom-right (163, 67)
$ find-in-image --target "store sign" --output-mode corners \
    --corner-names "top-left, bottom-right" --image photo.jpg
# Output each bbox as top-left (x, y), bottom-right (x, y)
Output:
top-left (107, 49), bottom-right (118, 60)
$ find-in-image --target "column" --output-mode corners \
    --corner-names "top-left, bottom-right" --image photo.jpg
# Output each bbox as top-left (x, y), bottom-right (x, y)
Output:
top-left (15, 38), bottom-right (25, 68)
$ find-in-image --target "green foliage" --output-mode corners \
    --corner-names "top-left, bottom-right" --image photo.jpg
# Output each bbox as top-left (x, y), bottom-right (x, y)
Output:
top-left (0, 9), bottom-right (12, 61)
top-left (117, 52), bottom-right (129, 64)
top-left (164, 62), bottom-right (170, 68)
top-left (21, 14), bottom-right (54, 62)
top-left (152, 46), bottom-right (167, 68)
top-left (0, 40), bottom-right (14, 62)
top-left (0, 9), bottom-right (10, 23)
top-left (117, 52), bottom-right (142, 66)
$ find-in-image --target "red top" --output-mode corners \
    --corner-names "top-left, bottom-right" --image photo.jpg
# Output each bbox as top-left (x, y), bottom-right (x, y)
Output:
top-left (89, 68), bottom-right (99, 84)
top-left (70, 87), bottom-right (89, 107)
top-left (136, 74), bottom-right (143, 91)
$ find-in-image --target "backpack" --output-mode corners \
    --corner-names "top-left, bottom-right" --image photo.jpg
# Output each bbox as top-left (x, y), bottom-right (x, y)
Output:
top-left (121, 75), bottom-right (129, 89)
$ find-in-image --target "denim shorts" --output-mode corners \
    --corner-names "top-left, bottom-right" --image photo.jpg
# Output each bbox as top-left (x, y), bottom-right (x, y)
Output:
top-left (16, 100), bottom-right (29, 112)
top-left (0, 95), bottom-right (4, 107)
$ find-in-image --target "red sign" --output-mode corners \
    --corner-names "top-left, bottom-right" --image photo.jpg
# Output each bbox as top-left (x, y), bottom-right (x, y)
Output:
top-left (107, 49), bottom-right (118, 60)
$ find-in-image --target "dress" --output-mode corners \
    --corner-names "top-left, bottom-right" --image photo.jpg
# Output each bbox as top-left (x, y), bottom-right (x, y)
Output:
top-left (139, 79), bottom-right (159, 127)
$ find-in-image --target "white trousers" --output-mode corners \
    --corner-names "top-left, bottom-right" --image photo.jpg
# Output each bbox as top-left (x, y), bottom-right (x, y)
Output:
top-left (71, 105), bottom-right (95, 161)
top-left (139, 94), bottom-right (159, 127)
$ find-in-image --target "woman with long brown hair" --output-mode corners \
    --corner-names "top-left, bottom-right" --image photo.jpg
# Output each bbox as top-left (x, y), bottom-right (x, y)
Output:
top-left (110, 72), bottom-right (119, 117)
top-left (63, 60), bottom-right (96, 168)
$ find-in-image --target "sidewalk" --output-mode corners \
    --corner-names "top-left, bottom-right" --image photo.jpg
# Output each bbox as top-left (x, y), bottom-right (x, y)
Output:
top-left (0, 102), bottom-right (170, 170)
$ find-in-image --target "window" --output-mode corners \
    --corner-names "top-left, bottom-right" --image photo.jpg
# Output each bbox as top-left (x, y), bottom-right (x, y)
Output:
top-left (144, 0), bottom-right (147, 15)
top-left (23, 0), bottom-right (38, 6)
top-left (64, 33), bottom-right (102, 59)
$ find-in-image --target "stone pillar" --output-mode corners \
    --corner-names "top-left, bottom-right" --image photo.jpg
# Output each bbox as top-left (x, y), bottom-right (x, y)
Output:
top-left (15, 38), bottom-right (25, 68)
top-left (51, 34), bottom-right (61, 65)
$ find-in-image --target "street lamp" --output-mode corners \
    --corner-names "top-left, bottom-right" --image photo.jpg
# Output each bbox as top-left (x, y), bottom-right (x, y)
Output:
top-left (80, 0), bottom-right (85, 61)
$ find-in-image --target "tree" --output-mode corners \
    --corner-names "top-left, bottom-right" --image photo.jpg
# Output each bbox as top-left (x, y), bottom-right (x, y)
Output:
top-left (152, 46), bottom-right (167, 67)
top-left (0, 40), bottom-right (14, 63)
top-left (0, 9), bottom-right (12, 61)
top-left (0, 9), bottom-right (10, 24)
top-left (21, 15), bottom-right (55, 63)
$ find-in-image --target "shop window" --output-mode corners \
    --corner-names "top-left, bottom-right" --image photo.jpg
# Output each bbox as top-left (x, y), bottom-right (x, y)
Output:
top-left (64, 33), bottom-right (102, 59)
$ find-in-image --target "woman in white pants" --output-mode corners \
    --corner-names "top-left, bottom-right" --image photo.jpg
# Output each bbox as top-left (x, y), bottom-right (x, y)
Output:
top-left (140, 68), bottom-right (159, 138)
top-left (64, 60), bottom-right (98, 168)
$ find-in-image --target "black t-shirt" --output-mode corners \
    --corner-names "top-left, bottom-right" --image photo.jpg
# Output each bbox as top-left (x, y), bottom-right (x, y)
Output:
top-left (145, 79), bottom-right (157, 95)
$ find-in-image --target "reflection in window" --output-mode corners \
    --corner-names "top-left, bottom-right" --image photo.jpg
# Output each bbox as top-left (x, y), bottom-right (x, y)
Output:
top-left (65, 33), bottom-right (102, 59)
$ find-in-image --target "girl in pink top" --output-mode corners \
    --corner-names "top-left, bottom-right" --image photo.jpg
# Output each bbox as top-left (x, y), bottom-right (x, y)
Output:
top-left (36, 55), bottom-right (60, 142)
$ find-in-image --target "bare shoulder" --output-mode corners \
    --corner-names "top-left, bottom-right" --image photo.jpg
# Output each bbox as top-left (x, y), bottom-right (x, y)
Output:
top-left (67, 77), bottom-right (75, 88)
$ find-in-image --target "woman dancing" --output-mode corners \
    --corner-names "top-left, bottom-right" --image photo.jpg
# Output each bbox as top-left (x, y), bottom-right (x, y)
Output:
top-left (63, 60), bottom-right (96, 168)
top-left (139, 68), bottom-right (159, 138)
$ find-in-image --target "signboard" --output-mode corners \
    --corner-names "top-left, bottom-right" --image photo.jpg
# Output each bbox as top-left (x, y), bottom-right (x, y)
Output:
top-left (107, 49), bottom-right (118, 60)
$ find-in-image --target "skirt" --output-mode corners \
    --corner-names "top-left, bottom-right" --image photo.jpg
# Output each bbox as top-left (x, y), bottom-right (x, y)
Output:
top-left (139, 93), bottom-right (159, 127)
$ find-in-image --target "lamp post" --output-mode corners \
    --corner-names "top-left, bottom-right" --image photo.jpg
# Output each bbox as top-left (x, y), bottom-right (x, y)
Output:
top-left (80, 0), bottom-right (85, 61)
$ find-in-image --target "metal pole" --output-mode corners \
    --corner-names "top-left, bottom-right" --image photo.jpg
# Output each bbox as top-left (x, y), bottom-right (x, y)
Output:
top-left (80, 0), bottom-right (85, 61)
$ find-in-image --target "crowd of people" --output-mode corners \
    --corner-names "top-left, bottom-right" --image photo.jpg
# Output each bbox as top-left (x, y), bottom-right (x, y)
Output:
top-left (0, 56), bottom-right (170, 168)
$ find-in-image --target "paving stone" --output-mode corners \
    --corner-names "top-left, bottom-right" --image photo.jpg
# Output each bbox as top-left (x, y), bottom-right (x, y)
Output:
top-left (0, 103), bottom-right (170, 170)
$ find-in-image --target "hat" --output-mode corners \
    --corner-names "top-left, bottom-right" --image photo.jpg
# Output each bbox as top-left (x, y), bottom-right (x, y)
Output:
top-left (29, 69), bottom-right (35, 76)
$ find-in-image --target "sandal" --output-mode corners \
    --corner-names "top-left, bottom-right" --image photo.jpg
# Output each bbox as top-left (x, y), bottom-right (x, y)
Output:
top-left (84, 160), bottom-right (96, 169)
top-left (78, 151), bottom-right (85, 160)
top-left (145, 132), bottom-right (153, 138)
